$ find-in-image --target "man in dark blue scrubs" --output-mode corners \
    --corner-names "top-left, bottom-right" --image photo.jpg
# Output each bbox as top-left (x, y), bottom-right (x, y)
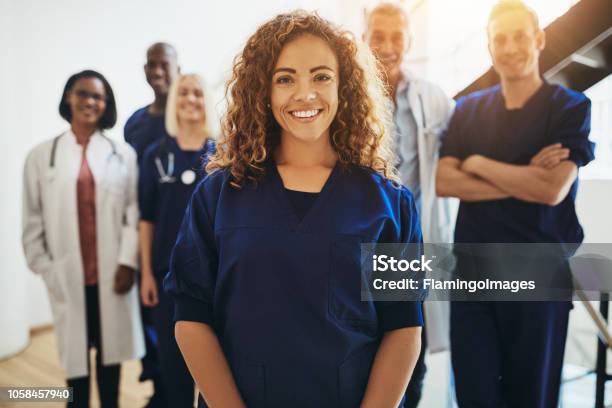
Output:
top-left (125, 42), bottom-right (180, 162)
top-left (436, 1), bottom-right (594, 407)
top-left (124, 42), bottom-right (180, 407)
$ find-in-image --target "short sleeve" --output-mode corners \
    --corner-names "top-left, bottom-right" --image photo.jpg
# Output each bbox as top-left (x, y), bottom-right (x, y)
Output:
top-left (163, 181), bottom-right (218, 326)
top-left (375, 188), bottom-right (424, 332)
top-left (439, 98), bottom-right (467, 160)
top-left (124, 111), bottom-right (137, 145)
top-left (138, 147), bottom-right (158, 222)
top-left (553, 95), bottom-right (595, 168)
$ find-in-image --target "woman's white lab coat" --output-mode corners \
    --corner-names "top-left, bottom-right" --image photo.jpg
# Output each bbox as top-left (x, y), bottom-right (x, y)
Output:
top-left (403, 71), bottom-right (459, 353)
top-left (22, 130), bottom-right (144, 379)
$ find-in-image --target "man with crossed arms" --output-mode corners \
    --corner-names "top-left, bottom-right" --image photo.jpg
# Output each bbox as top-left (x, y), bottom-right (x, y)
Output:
top-left (437, 1), bottom-right (594, 406)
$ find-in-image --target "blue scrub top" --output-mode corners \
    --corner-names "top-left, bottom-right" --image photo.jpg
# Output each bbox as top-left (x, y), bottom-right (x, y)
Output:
top-left (164, 162), bottom-right (423, 407)
top-left (139, 137), bottom-right (215, 278)
top-left (124, 106), bottom-right (170, 163)
top-left (440, 82), bottom-right (594, 243)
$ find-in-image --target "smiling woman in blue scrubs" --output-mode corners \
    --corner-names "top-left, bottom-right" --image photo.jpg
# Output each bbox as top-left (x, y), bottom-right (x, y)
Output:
top-left (138, 74), bottom-right (215, 407)
top-left (164, 11), bottom-right (423, 408)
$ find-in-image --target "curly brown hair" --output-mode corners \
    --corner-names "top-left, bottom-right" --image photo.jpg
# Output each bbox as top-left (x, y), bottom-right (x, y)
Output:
top-left (207, 10), bottom-right (397, 187)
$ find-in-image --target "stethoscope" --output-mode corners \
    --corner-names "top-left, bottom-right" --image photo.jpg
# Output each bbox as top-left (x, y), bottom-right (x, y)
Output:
top-left (155, 151), bottom-right (177, 183)
top-left (154, 138), bottom-right (213, 185)
top-left (417, 94), bottom-right (428, 129)
top-left (48, 132), bottom-right (123, 168)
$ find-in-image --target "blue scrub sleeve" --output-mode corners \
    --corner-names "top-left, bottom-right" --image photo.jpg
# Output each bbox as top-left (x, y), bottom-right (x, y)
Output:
top-left (377, 304), bottom-right (424, 332)
top-left (138, 147), bottom-right (158, 222)
top-left (163, 183), bottom-right (218, 326)
top-left (439, 98), bottom-right (467, 160)
top-left (375, 188), bottom-right (424, 332)
top-left (554, 96), bottom-right (595, 168)
top-left (123, 112), bottom-right (135, 144)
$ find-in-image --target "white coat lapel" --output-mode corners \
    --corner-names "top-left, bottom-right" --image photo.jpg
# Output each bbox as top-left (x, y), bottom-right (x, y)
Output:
top-left (49, 131), bottom-right (82, 205)
top-left (59, 130), bottom-right (83, 178)
top-left (407, 78), bottom-right (425, 131)
top-left (408, 80), bottom-right (434, 241)
top-left (85, 131), bottom-right (107, 186)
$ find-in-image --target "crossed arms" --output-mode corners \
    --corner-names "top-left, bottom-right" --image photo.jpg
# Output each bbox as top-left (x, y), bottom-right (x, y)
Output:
top-left (436, 143), bottom-right (578, 206)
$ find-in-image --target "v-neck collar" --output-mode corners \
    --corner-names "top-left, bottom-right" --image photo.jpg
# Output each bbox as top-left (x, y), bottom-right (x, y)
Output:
top-left (172, 137), bottom-right (212, 154)
top-left (267, 160), bottom-right (340, 232)
top-left (166, 137), bottom-right (212, 167)
top-left (499, 80), bottom-right (551, 113)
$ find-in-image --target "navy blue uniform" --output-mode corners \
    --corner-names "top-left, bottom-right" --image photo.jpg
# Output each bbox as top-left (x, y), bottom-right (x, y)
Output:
top-left (139, 137), bottom-right (215, 407)
top-left (140, 137), bottom-right (215, 278)
top-left (165, 162), bottom-right (424, 407)
top-left (124, 105), bottom-right (170, 395)
top-left (440, 82), bottom-right (594, 408)
top-left (125, 106), bottom-right (170, 162)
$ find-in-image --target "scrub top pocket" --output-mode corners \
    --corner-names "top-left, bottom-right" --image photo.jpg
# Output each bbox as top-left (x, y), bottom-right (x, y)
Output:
top-left (329, 238), bottom-right (377, 331)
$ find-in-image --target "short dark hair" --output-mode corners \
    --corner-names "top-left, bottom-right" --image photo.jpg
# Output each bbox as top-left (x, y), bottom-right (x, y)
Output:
top-left (147, 42), bottom-right (178, 60)
top-left (58, 70), bottom-right (117, 129)
top-left (488, 0), bottom-right (540, 31)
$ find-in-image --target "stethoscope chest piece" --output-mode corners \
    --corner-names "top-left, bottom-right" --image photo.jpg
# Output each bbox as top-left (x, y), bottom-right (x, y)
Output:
top-left (181, 169), bottom-right (196, 185)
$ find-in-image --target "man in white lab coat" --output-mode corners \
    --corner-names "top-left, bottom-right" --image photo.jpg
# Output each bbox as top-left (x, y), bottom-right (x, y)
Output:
top-left (364, 3), bottom-right (458, 407)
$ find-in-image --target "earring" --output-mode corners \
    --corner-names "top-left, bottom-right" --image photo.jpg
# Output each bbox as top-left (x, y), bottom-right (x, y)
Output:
top-left (267, 103), bottom-right (271, 108)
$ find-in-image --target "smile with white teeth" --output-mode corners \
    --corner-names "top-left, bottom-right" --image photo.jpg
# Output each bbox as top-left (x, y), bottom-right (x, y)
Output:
top-left (291, 109), bottom-right (320, 118)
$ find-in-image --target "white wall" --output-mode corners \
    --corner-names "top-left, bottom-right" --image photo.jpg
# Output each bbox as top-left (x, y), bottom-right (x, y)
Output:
top-left (0, 0), bottom-right (30, 359)
top-left (565, 180), bottom-right (612, 371)
top-left (576, 179), bottom-right (612, 244)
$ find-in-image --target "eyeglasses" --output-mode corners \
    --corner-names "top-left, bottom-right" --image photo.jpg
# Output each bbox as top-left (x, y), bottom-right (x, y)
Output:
top-left (73, 89), bottom-right (106, 102)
